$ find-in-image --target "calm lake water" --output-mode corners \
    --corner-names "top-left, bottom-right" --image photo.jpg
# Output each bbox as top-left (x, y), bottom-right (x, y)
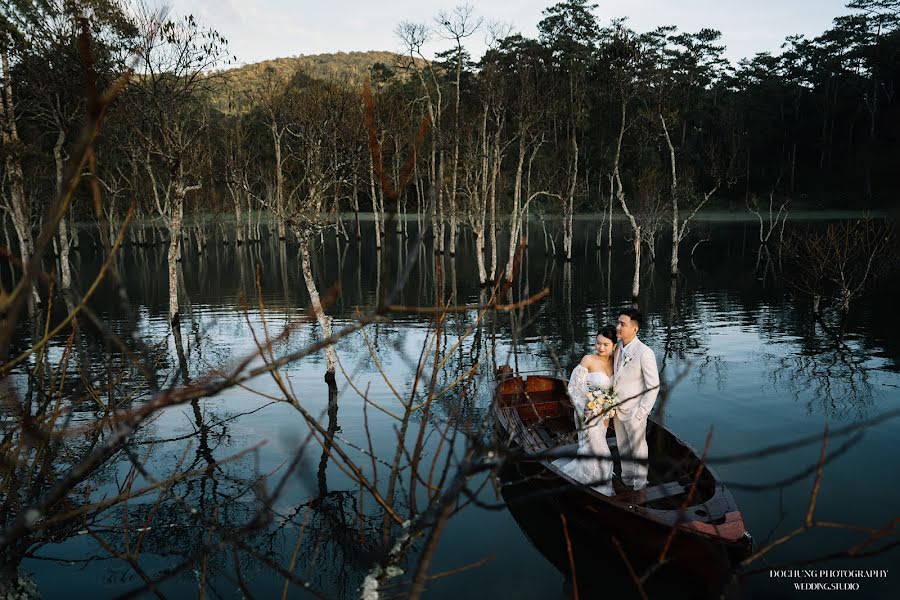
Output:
top-left (7, 217), bottom-right (900, 599)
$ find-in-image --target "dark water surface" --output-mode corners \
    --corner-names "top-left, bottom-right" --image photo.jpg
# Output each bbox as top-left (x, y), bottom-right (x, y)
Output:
top-left (8, 219), bottom-right (900, 599)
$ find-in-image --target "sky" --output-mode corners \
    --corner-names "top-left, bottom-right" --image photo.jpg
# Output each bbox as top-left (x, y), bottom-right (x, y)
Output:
top-left (163, 0), bottom-right (853, 67)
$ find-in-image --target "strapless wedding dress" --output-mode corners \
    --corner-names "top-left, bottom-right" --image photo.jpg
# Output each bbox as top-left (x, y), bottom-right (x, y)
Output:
top-left (552, 365), bottom-right (614, 495)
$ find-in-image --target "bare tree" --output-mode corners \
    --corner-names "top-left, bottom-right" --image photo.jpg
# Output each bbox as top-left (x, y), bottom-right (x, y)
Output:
top-left (660, 113), bottom-right (720, 275)
top-left (0, 42), bottom-right (35, 303)
top-left (130, 10), bottom-right (229, 323)
top-left (634, 165), bottom-right (668, 263)
top-left (748, 188), bottom-right (789, 244)
top-left (222, 115), bottom-right (253, 245)
top-left (252, 66), bottom-right (294, 240)
top-left (396, 21), bottom-right (445, 254)
top-left (613, 99), bottom-right (642, 300)
top-left (783, 219), bottom-right (896, 314)
top-left (436, 4), bottom-right (482, 258)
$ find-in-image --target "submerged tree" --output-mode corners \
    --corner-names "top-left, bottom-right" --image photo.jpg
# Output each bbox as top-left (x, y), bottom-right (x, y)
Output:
top-left (783, 219), bottom-right (897, 314)
top-left (127, 10), bottom-right (229, 323)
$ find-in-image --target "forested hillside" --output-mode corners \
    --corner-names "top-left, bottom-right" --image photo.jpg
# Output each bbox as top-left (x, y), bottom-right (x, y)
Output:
top-left (2, 0), bottom-right (899, 297)
top-left (214, 51), bottom-right (424, 110)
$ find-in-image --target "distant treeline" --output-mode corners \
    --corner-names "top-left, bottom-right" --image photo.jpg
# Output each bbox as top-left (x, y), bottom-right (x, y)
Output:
top-left (1, 1), bottom-right (898, 277)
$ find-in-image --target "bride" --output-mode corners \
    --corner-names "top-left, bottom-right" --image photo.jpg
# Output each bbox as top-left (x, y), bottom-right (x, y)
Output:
top-left (552, 325), bottom-right (617, 496)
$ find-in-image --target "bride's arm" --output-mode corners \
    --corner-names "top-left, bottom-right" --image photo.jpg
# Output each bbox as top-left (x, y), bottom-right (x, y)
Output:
top-left (567, 363), bottom-right (590, 414)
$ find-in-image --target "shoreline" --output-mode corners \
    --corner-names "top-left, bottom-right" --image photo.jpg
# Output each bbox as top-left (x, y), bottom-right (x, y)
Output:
top-left (66, 209), bottom-right (892, 229)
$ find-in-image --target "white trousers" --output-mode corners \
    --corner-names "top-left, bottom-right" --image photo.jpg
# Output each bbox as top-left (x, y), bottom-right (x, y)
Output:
top-left (613, 416), bottom-right (649, 490)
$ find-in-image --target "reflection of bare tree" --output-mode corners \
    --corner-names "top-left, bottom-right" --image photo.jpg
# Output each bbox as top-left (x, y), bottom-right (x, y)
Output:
top-left (316, 379), bottom-right (340, 498)
top-left (692, 354), bottom-right (728, 393)
top-left (754, 243), bottom-right (778, 287)
top-left (765, 317), bottom-right (875, 418)
top-left (771, 350), bottom-right (873, 418)
top-left (660, 278), bottom-right (711, 374)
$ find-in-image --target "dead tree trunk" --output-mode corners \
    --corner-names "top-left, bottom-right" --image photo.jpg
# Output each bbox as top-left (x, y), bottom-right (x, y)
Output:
top-left (165, 180), bottom-right (200, 323)
top-left (299, 234), bottom-right (338, 376)
top-left (369, 152), bottom-right (382, 250)
top-left (0, 49), bottom-right (34, 288)
top-left (436, 148), bottom-right (445, 254)
top-left (272, 123), bottom-right (286, 240)
top-left (167, 188), bottom-right (184, 323)
top-left (52, 127), bottom-right (72, 290)
top-left (475, 104), bottom-right (489, 284)
top-left (662, 114), bottom-right (680, 276)
top-left (351, 172), bottom-right (361, 240)
top-left (506, 135), bottom-right (527, 280)
top-left (563, 132), bottom-right (578, 261)
top-left (488, 133), bottom-right (501, 282)
top-left (607, 174), bottom-right (614, 250)
top-left (661, 114), bottom-right (717, 277)
top-left (231, 187), bottom-right (245, 245)
top-left (614, 100), bottom-right (641, 300)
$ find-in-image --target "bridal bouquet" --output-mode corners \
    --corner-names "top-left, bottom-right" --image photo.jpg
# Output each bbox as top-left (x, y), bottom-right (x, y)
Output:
top-left (585, 386), bottom-right (618, 420)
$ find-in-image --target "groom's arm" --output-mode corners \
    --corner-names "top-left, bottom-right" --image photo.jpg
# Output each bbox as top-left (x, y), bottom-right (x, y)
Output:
top-left (636, 347), bottom-right (660, 420)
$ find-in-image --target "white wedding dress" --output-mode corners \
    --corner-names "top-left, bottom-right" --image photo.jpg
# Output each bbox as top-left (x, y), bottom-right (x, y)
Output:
top-left (552, 365), bottom-right (614, 496)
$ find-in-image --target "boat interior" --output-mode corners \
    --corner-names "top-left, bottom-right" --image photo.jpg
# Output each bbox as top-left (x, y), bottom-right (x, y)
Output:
top-left (496, 374), bottom-right (722, 513)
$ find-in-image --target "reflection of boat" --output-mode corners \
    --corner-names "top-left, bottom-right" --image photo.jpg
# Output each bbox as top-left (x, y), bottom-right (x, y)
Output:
top-left (494, 373), bottom-right (752, 588)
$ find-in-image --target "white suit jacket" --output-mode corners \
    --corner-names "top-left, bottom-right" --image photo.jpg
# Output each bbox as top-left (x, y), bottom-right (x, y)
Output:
top-left (612, 337), bottom-right (660, 421)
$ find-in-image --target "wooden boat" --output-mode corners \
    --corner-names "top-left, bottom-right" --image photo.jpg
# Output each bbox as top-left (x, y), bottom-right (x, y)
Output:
top-left (498, 468), bottom-right (745, 599)
top-left (494, 371), bottom-right (753, 572)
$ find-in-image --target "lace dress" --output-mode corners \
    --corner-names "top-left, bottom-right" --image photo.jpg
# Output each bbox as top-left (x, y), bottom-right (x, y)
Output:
top-left (551, 365), bottom-right (614, 496)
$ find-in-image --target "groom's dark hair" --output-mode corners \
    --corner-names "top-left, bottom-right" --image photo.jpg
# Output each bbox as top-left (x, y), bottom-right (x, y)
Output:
top-left (618, 308), bottom-right (643, 329)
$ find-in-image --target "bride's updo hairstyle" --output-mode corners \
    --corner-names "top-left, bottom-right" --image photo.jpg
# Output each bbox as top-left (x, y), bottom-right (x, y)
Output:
top-left (597, 325), bottom-right (617, 345)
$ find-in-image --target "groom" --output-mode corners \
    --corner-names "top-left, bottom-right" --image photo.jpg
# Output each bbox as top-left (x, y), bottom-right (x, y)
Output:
top-left (613, 308), bottom-right (660, 491)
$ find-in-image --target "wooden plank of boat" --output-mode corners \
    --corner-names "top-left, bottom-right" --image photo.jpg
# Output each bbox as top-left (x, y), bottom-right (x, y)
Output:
top-left (613, 480), bottom-right (687, 505)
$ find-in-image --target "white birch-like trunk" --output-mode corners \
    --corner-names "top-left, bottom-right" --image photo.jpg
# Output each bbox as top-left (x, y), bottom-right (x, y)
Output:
top-left (607, 175), bottom-right (614, 250)
top-left (1, 49), bottom-right (37, 304)
top-left (53, 128), bottom-right (72, 290)
top-left (167, 189), bottom-right (184, 323)
top-left (233, 191), bottom-right (244, 245)
top-left (429, 145), bottom-right (439, 253)
top-left (564, 133), bottom-right (578, 261)
top-left (448, 179), bottom-right (457, 256)
top-left (488, 141), bottom-right (500, 282)
top-left (436, 149), bottom-right (445, 254)
top-left (506, 137), bottom-right (526, 281)
top-left (475, 105), bottom-right (489, 285)
top-left (273, 123), bottom-right (286, 240)
top-left (614, 100), bottom-right (641, 300)
top-left (300, 235), bottom-right (337, 376)
top-left (631, 228), bottom-right (642, 299)
top-left (351, 173), bottom-right (361, 240)
top-left (107, 198), bottom-right (117, 249)
top-left (661, 114), bottom-right (681, 276)
top-left (596, 177), bottom-right (603, 249)
top-left (661, 114), bottom-right (716, 276)
top-left (369, 152), bottom-right (382, 249)
top-left (413, 161), bottom-right (423, 237)
top-left (448, 58), bottom-right (462, 258)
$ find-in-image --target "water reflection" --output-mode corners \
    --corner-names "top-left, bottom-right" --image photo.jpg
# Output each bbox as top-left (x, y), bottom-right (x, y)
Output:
top-left (765, 314), bottom-right (876, 418)
top-left (5, 219), bottom-right (899, 598)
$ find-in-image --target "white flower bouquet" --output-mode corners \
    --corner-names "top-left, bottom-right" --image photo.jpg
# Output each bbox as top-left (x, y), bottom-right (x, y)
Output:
top-left (585, 386), bottom-right (618, 421)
